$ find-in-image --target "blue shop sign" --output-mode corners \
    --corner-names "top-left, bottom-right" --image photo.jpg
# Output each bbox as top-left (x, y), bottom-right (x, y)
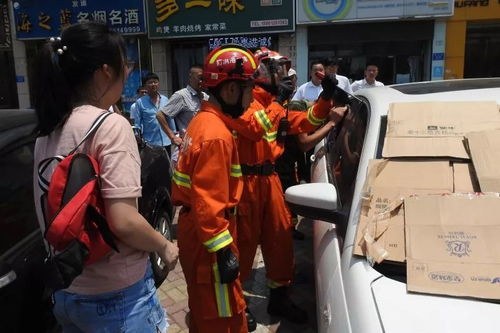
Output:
top-left (13, 0), bottom-right (146, 39)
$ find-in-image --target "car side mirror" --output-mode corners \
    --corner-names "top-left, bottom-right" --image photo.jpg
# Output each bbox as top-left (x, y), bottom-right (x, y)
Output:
top-left (285, 183), bottom-right (338, 223)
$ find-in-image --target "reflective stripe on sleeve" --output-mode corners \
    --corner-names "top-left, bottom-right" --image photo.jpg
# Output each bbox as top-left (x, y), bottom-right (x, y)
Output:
top-left (173, 170), bottom-right (192, 188)
top-left (307, 106), bottom-right (325, 126)
top-left (262, 131), bottom-right (277, 142)
top-left (230, 164), bottom-right (242, 177)
top-left (212, 263), bottom-right (233, 317)
top-left (204, 229), bottom-right (233, 253)
top-left (254, 110), bottom-right (273, 132)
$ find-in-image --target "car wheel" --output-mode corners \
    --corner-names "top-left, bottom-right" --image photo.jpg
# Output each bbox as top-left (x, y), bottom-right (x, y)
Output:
top-left (150, 208), bottom-right (173, 288)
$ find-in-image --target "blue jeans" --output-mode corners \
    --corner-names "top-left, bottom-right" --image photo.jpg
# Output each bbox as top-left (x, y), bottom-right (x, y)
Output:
top-left (52, 264), bottom-right (167, 333)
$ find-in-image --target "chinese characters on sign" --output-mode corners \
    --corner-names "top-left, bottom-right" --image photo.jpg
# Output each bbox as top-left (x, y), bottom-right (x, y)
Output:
top-left (208, 35), bottom-right (273, 50)
top-left (148, 0), bottom-right (293, 38)
top-left (14, 0), bottom-right (146, 39)
top-left (0, 4), bottom-right (11, 48)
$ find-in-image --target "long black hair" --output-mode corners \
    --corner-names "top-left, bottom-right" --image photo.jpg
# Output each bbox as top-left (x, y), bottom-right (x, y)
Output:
top-left (33, 22), bottom-right (126, 136)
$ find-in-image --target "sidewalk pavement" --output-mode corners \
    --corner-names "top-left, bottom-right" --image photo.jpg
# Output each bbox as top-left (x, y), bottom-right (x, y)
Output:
top-left (158, 211), bottom-right (317, 333)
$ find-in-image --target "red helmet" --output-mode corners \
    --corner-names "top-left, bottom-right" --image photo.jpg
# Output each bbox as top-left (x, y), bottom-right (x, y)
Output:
top-left (203, 45), bottom-right (257, 88)
top-left (253, 47), bottom-right (291, 66)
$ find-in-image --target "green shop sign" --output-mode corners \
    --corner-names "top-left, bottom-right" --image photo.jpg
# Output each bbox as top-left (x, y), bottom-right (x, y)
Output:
top-left (147, 0), bottom-right (294, 39)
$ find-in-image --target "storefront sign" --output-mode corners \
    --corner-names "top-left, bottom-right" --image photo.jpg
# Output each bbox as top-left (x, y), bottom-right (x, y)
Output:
top-left (148, 1), bottom-right (294, 39)
top-left (297, 0), bottom-right (454, 23)
top-left (13, 0), bottom-right (146, 40)
top-left (0, 4), bottom-right (11, 48)
top-left (208, 35), bottom-right (274, 50)
top-left (455, 0), bottom-right (489, 7)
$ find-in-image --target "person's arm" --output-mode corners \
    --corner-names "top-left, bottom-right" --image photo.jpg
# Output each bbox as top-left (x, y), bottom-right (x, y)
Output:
top-left (105, 198), bottom-right (178, 270)
top-left (156, 111), bottom-right (182, 146)
top-left (296, 121), bottom-right (336, 152)
top-left (134, 100), bottom-right (143, 132)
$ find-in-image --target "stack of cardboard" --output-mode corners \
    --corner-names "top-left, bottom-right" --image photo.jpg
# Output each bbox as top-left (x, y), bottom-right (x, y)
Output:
top-left (354, 101), bottom-right (500, 300)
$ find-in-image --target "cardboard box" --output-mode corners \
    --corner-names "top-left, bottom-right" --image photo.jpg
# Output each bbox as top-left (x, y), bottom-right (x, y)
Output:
top-left (354, 160), bottom-right (454, 263)
top-left (452, 162), bottom-right (480, 193)
top-left (405, 194), bottom-right (500, 300)
top-left (382, 101), bottom-right (500, 159)
top-left (466, 129), bottom-right (500, 192)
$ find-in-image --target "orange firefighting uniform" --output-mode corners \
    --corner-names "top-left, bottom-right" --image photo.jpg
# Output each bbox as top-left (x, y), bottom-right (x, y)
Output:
top-left (172, 101), bottom-right (247, 333)
top-left (223, 86), bottom-right (333, 286)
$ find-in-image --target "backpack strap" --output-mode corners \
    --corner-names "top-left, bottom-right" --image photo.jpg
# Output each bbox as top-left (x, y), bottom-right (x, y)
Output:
top-left (68, 111), bottom-right (113, 155)
top-left (37, 111), bottom-right (113, 193)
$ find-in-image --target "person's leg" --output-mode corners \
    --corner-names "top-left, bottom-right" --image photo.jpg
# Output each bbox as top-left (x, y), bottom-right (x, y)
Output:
top-left (52, 290), bottom-right (84, 333)
top-left (260, 174), bottom-right (308, 324)
top-left (178, 210), bottom-right (247, 333)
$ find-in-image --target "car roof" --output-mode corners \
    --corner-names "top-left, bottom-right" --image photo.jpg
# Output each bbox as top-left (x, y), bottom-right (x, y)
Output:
top-left (355, 78), bottom-right (500, 119)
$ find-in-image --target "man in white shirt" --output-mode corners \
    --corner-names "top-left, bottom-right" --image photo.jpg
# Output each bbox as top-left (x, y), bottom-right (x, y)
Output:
top-left (291, 61), bottom-right (324, 103)
top-left (325, 59), bottom-right (353, 94)
top-left (351, 64), bottom-right (384, 92)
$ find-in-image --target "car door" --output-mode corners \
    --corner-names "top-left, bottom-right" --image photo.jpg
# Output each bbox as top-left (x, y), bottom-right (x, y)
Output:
top-left (0, 112), bottom-right (54, 332)
top-left (312, 99), bottom-right (369, 333)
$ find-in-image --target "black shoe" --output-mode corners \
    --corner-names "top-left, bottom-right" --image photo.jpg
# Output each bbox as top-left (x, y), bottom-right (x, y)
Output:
top-left (267, 286), bottom-right (308, 324)
top-left (292, 228), bottom-right (305, 240)
top-left (245, 308), bottom-right (257, 332)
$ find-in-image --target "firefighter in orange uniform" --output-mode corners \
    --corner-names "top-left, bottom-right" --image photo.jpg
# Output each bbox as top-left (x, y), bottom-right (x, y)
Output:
top-left (172, 45), bottom-right (257, 333)
top-left (224, 48), bottom-right (346, 328)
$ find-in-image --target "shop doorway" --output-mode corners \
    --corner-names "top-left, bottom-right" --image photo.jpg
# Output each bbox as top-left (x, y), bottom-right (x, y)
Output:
top-left (464, 21), bottom-right (500, 78)
top-left (171, 40), bottom-right (208, 92)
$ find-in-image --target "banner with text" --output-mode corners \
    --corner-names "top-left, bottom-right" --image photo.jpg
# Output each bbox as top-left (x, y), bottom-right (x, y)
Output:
top-left (13, 0), bottom-right (146, 39)
top-left (148, 0), bottom-right (294, 38)
top-left (297, 0), bottom-right (454, 24)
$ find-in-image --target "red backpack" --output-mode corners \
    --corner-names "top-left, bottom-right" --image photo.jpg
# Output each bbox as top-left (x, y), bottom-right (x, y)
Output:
top-left (38, 111), bottom-right (119, 290)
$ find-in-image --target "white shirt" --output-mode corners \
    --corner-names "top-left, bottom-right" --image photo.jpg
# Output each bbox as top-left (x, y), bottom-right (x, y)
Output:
top-left (351, 78), bottom-right (384, 92)
top-left (292, 81), bottom-right (323, 102)
top-left (336, 74), bottom-right (353, 94)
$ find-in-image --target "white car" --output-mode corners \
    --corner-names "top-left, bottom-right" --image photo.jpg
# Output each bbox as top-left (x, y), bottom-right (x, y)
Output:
top-left (285, 78), bottom-right (500, 333)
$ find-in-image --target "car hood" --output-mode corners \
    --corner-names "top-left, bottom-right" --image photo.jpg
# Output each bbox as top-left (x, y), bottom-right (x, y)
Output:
top-left (371, 276), bottom-right (500, 332)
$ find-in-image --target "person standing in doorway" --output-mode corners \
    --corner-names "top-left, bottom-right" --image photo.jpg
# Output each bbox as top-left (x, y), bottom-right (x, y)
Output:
top-left (130, 85), bottom-right (148, 124)
top-left (351, 64), bottom-right (384, 92)
top-left (156, 64), bottom-right (208, 148)
top-left (134, 72), bottom-right (176, 155)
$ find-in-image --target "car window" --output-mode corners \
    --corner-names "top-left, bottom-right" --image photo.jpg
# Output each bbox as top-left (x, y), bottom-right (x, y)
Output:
top-left (326, 99), bottom-right (369, 221)
top-left (0, 141), bottom-right (38, 256)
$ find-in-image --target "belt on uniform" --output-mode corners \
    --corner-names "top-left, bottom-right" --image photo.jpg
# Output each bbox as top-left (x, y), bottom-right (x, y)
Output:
top-left (241, 162), bottom-right (275, 176)
top-left (180, 206), bottom-right (237, 216)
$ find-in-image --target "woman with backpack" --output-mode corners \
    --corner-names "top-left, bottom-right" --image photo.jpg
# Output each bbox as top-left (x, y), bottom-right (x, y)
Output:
top-left (32, 22), bottom-right (178, 332)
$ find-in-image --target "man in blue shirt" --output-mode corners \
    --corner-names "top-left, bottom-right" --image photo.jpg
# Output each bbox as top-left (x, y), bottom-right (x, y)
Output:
top-left (135, 72), bottom-right (176, 155)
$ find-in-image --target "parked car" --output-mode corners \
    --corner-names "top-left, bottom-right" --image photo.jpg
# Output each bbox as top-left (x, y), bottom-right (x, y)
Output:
top-left (0, 110), bottom-right (174, 332)
top-left (285, 78), bottom-right (500, 333)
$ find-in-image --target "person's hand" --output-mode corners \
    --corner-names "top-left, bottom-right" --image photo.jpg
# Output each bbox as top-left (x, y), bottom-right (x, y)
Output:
top-left (216, 246), bottom-right (239, 284)
top-left (173, 136), bottom-right (183, 146)
top-left (320, 74), bottom-right (338, 100)
top-left (275, 76), bottom-right (294, 104)
top-left (329, 106), bottom-right (348, 124)
top-left (159, 240), bottom-right (179, 272)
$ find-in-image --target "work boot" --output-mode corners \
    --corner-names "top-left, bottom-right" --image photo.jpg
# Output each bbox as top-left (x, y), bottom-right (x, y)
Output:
top-left (245, 308), bottom-right (257, 332)
top-left (267, 286), bottom-right (308, 324)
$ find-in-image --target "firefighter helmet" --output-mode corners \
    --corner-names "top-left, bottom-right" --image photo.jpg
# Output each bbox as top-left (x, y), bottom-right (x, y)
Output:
top-left (203, 45), bottom-right (257, 88)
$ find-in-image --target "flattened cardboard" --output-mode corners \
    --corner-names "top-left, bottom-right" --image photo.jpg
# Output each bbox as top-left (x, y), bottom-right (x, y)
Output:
top-left (354, 160), bottom-right (454, 263)
top-left (452, 162), bottom-right (480, 193)
top-left (383, 101), bottom-right (500, 158)
top-left (405, 194), bottom-right (500, 300)
top-left (466, 129), bottom-right (500, 192)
